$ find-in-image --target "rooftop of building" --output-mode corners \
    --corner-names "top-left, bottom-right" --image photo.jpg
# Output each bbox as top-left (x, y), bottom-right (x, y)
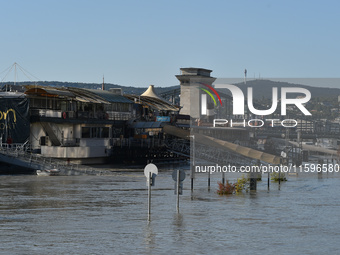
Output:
top-left (178, 67), bottom-right (213, 77)
top-left (125, 85), bottom-right (179, 111)
top-left (24, 86), bottom-right (133, 104)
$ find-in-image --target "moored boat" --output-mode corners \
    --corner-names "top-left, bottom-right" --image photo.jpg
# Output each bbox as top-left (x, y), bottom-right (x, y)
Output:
top-left (36, 169), bottom-right (60, 176)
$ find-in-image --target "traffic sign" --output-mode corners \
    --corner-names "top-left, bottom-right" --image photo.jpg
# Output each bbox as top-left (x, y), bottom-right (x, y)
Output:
top-left (144, 163), bottom-right (158, 186)
top-left (172, 169), bottom-right (186, 182)
top-left (144, 163), bottom-right (158, 177)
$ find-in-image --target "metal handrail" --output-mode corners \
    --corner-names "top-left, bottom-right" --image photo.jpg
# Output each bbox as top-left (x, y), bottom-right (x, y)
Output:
top-left (0, 143), bottom-right (108, 175)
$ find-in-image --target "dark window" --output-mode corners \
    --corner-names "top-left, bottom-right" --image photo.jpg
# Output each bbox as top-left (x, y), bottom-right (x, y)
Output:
top-left (91, 127), bottom-right (99, 138)
top-left (82, 127), bottom-right (110, 138)
top-left (101, 127), bottom-right (109, 138)
top-left (82, 127), bottom-right (91, 138)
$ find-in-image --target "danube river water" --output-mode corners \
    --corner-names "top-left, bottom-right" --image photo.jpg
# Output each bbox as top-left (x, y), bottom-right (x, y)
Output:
top-left (1, 169), bottom-right (340, 254)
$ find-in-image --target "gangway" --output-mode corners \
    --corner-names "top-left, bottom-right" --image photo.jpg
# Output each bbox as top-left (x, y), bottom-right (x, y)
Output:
top-left (0, 143), bottom-right (109, 175)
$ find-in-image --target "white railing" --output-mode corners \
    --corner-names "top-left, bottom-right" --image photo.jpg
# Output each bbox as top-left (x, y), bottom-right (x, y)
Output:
top-left (0, 143), bottom-right (109, 175)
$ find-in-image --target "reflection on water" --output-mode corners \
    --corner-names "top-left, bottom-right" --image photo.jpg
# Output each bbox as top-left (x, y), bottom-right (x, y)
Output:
top-left (0, 171), bottom-right (340, 254)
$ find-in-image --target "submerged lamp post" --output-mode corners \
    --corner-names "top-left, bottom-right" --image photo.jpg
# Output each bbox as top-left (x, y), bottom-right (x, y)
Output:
top-left (188, 135), bottom-right (195, 191)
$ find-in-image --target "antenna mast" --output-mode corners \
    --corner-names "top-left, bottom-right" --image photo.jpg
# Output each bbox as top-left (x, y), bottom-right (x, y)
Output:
top-left (102, 75), bottom-right (105, 90)
top-left (244, 68), bottom-right (247, 84)
top-left (14, 62), bottom-right (17, 88)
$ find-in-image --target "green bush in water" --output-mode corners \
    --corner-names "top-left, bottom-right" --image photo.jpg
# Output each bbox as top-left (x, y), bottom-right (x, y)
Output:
top-left (270, 172), bottom-right (287, 182)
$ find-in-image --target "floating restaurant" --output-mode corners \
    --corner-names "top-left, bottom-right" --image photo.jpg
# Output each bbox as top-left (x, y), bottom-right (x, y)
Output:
top-left (1, 83), bottom-right (181, 165)
top-left (1, 67), bottom-right (296, 173)
top-left (23, 85), bottom-right (179, 164)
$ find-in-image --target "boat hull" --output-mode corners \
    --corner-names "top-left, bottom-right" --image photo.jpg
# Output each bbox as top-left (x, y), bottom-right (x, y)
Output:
top-left (36, 169), bottom-right (60, 176)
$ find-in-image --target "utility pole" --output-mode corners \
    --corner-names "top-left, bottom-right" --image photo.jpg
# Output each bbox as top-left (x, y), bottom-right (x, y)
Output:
top-left (188, 135), bottom-right (195, 191)
top-left (285, 127), bottom-right (289, 165)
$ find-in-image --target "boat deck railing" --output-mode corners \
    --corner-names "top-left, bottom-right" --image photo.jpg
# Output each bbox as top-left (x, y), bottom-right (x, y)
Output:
top-left (112, 137), bottom-right (165, 148)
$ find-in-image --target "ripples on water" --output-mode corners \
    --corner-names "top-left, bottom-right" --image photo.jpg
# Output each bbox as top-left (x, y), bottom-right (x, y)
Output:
top-left (1, 171), bottom-right (340, 254)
